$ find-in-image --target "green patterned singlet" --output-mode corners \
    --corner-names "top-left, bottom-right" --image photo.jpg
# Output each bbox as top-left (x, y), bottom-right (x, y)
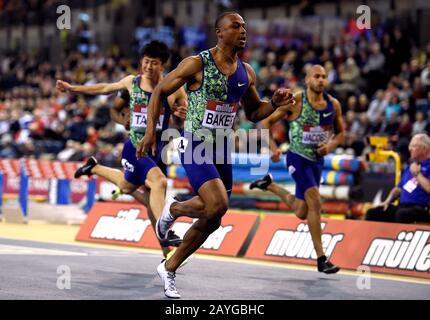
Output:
top-left (185, 49), bottom-right (249, 143)
top-left (128, 76), bottom-right (169, 147)
top-left (288, 91), bottom-right (335, 161)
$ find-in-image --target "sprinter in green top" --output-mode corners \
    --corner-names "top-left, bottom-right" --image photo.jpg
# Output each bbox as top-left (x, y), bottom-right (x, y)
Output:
top-left (138, 12), bottom-right (295, 299)
top-left (56, 41), bottom-right (187, 255)
top-left (251, 65), bottom-right (346, 274)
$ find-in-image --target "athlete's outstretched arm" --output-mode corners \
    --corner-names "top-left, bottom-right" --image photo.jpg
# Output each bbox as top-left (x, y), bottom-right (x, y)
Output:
top-left (137, 56), bottom-right (201, 158)
top-left (316, 98), bottom-right (346, 156)
top-left (261, 105), bottom-right (291, 162)
top-left (260, 93), bottom-right (300, 159)
top-left (261, 104), bottom-right (292, 129)
top-left (241, 64), bottom-right (294, 123)
top-left (56, 75), bottom-right (133, 95)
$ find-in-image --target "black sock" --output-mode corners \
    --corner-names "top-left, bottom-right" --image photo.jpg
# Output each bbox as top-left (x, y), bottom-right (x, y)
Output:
top-left (317, 255), bottom-right (327, 263)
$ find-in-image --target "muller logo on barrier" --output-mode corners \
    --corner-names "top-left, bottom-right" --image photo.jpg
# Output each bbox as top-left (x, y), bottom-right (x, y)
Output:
top-left (362, 230), bottom-right (430, 272)
top-left (172, 220), bottom-right (234, 250)
top-left (246, 215), bottom-right (347, 266)
top-left (265, 222), bottom-right (344, 260)
top-left (76, 203), bottom-right (154, 248)
top-left (246, 214), bottom-right (430, 279)
top-left (77, 204), bottom-right (430, 278)
top-left (76, 202), bottom-right (258, 257)
top-left (90, 208), bottom-right (152, 242)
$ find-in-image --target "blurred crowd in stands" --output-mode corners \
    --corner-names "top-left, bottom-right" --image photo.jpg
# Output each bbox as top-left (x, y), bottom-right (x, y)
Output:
top-left (0, 8), bottom-right (429, 169)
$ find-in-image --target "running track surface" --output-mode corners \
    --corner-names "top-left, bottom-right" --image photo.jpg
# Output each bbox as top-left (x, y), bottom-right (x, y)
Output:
top-left (0, 237), bottom-right (429, 300)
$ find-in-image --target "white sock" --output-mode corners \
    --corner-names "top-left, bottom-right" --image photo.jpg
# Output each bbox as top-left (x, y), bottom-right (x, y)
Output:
top-left (163, 198), bottom-right (175, 221)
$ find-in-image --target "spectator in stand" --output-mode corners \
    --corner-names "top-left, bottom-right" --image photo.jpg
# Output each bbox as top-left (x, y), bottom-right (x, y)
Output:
top-left (367, 89), bottom-right (387, 124)
top-left (413, 77), bottom-right (428, 108)
top-left (368, 114), bottom-right (385, 135)
top-left (356, 94), bottom-right (369, 113)
top-left (345, 132), bottom-right (365, 157)
top-left (399, 80), bottom-right (413, 102)
top-left (409, 59), bottom-right (422, 84)
top-left (363, 42), bottom-right (386, 96)
top-left (335, 57), bottom-right (361, 99)
top-left (383, 112), bottom-right (400, 143)
top-left (423, 91), bottom-right (430, 114)
top-left (385, 94), bottom-right (401, 122)
top-left (420, 60), bottom-right (430, 89)
top-left (68, 142), bottom-right (95, 161)
top-left (0, 134), bottom-right (18, 158)
top-left (366, 133), bottom-right (430, 224)
top-left (398, 62), bottom-right (411, 83)
top-left (412, 111), bottom-right (427, 135)
top-left (398, 113), bottom-right (413, 162)
top-left (343, 110), bottom-right (356, 133)
top-left (18, 138), bottom-right (37, 158)
top-left (67, 115), bottom-right (87, 143)
top-left (398, 113), bottom-right (413, 139)
top-left (58, 140), bottom-right (79, 161)
top-left (356, 112), bottom-right (371, 137)
top-left (346, 95), bottom-right (358, 113)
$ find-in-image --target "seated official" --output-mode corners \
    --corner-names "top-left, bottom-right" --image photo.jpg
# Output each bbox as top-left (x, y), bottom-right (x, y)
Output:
top-left (366, 133), bottom-right (430, 224)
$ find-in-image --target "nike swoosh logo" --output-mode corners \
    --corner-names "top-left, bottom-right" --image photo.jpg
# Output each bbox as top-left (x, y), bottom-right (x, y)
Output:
top-left (238, 83), bottom-right (246, 87)
top-left (323, 112), bottom-right (333, 117)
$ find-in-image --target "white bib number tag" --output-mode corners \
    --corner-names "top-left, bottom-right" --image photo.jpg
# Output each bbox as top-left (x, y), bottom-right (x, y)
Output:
top-left (202, 100), bottom-right (238, 129)
top-left (132, 104), bottom-right (163, 130)
top-left (173, 137), bottom-right (188, 153)
top-left (302, 125), bottom-right (331, 145)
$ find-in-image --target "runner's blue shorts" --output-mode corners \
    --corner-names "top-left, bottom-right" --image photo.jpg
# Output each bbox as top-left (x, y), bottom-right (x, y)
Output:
top-left (179, 131), bottom-right (232, 198)
top-left (286, 150), bottom-right (323, 200)
top-left (121, 139), bottom-right (158, 186)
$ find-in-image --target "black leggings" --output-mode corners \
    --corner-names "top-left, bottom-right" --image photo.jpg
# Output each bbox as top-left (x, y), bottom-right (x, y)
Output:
top-left (365, 204), bottom-right (430, 224)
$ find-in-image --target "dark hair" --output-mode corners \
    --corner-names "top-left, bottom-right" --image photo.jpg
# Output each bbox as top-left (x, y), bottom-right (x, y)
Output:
top-left (214, 11), bottom-right (240, 30)
top-left (139, 40), bottom-right (170, 64)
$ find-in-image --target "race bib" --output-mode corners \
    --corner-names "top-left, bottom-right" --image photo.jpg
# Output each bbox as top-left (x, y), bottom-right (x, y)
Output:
top-left (302, 125), bottom-right (331, 145)
top-left (288, 165), bottom-right (296, 175)
top-left (403, 178), bottom-right (418, 193)
top-left (132, 104), bottom-right (164, 130)
top-left (202, 100), bottom-right (238, 129)
top-left (173, 137), bottom-right (188, 154)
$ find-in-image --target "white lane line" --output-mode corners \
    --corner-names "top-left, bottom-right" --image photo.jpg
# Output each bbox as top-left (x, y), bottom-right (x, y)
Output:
top-left (0, 244), bottom-right (88, 256)
top-left (192, 254), bottom-right (430, 286)
top-left (1, 238), bottom-right (428, 285)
